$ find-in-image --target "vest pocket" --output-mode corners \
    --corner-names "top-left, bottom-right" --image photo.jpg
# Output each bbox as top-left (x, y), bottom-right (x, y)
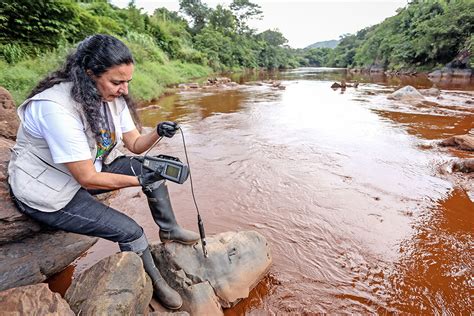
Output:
top-left (37, 167), bottom-right (71, 191)
top-left (15, 152), bottom-right (48, 179)
top-left (15, 151), bottom-right (71, 192)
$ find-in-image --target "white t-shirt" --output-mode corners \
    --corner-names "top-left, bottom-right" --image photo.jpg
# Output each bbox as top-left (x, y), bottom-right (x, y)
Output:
top-left (23, 100), bottom-right (136, 171)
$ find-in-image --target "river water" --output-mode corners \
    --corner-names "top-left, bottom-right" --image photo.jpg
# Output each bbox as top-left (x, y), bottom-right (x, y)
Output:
top-left (50, 68), bottom-right (473, 314)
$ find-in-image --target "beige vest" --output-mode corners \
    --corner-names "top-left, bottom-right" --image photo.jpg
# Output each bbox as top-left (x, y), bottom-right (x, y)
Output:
top-left (8, 82), bottom-right (126, 212)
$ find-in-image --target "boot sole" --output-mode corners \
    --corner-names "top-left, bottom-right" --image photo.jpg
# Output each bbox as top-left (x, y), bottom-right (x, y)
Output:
top-left (160, 238), bottom-right (199, 245)
top-left (162, 302), bottom-right (183, 310)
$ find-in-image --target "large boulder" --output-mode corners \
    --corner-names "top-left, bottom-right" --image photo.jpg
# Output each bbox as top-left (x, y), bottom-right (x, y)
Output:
top-left (151, 230), bottom-right (272, 314)
top-left (0, 136), bottom-right (99, 292)
top-left (0, 137), bottom-right (42, 243)
top-left (0, 231), bottom-right (97, 291)
top-left (65, 252), bottom-right (153, 315)
top-left (452, 158), bottom-right (474, 173)
top-left (419, 87), bottom-right (441, 97)
top-left (387, 85), bottom-right (425, 101)
top-left (440, 132), bottom-right (474, 151)
top-left (0, 86), bottom-right (19, 140)
top-left (0, 283), bottom-right (74, 315)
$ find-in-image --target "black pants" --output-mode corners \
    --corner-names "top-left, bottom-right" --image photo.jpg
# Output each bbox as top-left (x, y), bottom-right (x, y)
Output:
top-left (13, 156), bottom-right (149, 252)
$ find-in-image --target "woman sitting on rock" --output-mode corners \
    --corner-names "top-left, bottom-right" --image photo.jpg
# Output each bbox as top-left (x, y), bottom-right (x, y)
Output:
top-left (7, 34), bottom-right (198, 310)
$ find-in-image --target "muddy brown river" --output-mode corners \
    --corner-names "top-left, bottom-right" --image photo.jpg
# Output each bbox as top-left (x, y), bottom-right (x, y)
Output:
top-left (49, 68), bottom-right (473, 314)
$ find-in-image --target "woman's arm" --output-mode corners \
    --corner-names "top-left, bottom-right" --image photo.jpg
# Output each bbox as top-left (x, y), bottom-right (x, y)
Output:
top-left (122, 128), bottom-right (160, 154)
top-left (65, 159), bottom-right (139, 190)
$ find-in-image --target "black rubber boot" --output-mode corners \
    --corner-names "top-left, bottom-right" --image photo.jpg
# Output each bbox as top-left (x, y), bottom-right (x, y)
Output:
top-left (141, 247), bottom-right (182, 310)
top-left (143, 181), bottom-right (199, 244)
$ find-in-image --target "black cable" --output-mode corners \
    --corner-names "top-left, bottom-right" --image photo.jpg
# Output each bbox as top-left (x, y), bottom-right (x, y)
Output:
top-left (178, 127), bottom-right (200, 215)
top-left (134, 126), bottom-right (208, 257)
top-left (178, 126), bottom-right (208, 257)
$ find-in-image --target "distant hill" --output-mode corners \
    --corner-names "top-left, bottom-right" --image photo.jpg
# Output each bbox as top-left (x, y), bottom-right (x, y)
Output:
top-left (305, 40), bottom-right (339, 49)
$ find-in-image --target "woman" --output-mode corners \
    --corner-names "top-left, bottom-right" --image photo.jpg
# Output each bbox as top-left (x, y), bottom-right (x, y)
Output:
top-left (7, 34), bottom-right (197, 310)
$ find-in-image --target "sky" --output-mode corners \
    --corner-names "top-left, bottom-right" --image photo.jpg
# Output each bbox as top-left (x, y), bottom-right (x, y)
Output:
top-left (110, 0), bottom-right (408, 49)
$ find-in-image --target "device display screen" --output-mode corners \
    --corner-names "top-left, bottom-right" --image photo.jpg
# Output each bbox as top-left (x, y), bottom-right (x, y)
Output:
top-left (165, 165), bottom-right (180, 178)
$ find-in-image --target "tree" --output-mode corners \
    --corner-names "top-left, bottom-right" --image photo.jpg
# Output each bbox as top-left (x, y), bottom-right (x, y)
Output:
top-left (209, 5), bottom-right (236, 35)
top-left (229, 0), bottom-right (262, 34)
top-left (179, 0), bottom-right (210, 35)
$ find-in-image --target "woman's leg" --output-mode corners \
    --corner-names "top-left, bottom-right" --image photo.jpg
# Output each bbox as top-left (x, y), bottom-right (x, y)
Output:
top-left (13, 188), bottom-right (183, 310)
top-left (14, 188), bottom-right (144, 248)
top-left (102, 156), bottom-right (199, 245)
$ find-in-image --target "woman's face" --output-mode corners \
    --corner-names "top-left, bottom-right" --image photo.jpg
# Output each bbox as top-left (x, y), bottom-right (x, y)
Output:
top-left (92, 63), bottom-right (134, 102)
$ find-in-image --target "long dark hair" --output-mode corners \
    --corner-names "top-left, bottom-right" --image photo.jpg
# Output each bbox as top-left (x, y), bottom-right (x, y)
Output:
top-left (28, 34), bottom-right (140, 136)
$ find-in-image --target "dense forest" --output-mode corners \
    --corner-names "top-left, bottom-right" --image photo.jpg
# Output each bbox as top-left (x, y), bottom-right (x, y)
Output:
top-left (0, 0), bottom-right (472, 103)
top-left (307, 0), bottom-right (474, 71)
top-left (0, 0), bottom-right (303, 102)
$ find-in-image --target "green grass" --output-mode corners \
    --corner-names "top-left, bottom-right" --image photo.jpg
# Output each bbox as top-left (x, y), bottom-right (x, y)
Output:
top-left (0, 53), bottom-right (212, 105)
top-left (132, 61), bottom-right (211, 102)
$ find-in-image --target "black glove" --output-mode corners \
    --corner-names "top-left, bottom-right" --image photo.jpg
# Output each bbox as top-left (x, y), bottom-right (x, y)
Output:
top-left (157, 121), bottom-right (178, 138)
top-left (138, 170), bottom-right (162, 188)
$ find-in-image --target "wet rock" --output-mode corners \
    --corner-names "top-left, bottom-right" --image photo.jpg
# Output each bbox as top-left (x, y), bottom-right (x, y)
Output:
top-left (420, 87), bottom-right (441, 97)
top-left (207, 77), bottom-right (231, 85)
top-left (452, 69), bottom-right (473, 78)
top-left (387, 85), bottom-right (425, 101)
top-left (0, 231), bottom-right (97, 291)
top-left (65, 252), bottom-right (153, 315)
top-left (151, 231), bottom-right (272, 314)
top-left (0, 137), bottom-right (43, 243)
top-left (428, 51), bottom-right (473, 78)
top-left (440, 133), bottom-right (474, 151)
top-left (0, 86), bottom-right (19, 141)
top-left (178, 83), bottom-right (200, 89)
top-left (369, 65), bottom-right (384, 73)
top-left (428, 70), bottom-right (443, 78)
top-left (0, 283), bottom-right (74, 315)
top-left (331, 81), bottom-right (358, 89)
top-left (1, 135), bottom-right (99, 292)
top-left (271, 81), bottom-right (282, 88)
top-left (452, 159), bottom-right (474, 173)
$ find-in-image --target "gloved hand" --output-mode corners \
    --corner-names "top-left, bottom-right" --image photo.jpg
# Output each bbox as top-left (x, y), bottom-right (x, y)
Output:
top-left (138, 170), bottom-right (162, 188)
top-left (157, 121), bottom-right (179, 138)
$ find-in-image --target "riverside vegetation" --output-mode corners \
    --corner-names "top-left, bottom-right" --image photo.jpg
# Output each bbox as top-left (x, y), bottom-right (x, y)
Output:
top-left (0, 0), bottom-right (473, 104)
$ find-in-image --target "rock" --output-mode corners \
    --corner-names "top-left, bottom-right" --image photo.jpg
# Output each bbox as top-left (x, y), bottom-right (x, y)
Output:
top-left (331, 82), bottom-right (341, 89)
top-left (65, 252), bottom-right (153, 315)
top-left (208, 77), bottom-right (231, 86)
top-left (0, 87), bottom-right (19, 141)
top-left (0, 283), bottom-right (74, 315)
top-left (369, 65), bottom-right (384, 73)
top-left (440, 133), bottom-right (474, 151)
top-left (188, 83), bottom-right (199, 89)
top-left (151, 230), bottom-right (272, 314)
top-left (271, 81), bottom-right (282, 88)
top-left (0, 137), bottom-right (43, 243)
top-left (387, 85), bottom-right (425, 101)
top-left (420, 87), bottom-right (441, 97)
top-left (0, 231), bottom-right (97, 291)
top-left (452, 69), bottom-right (472, 78)
top-left (1, 135), bottom-right (99, 292)
top-left (452, 159), bottom-right (474, 173)
top-left (428, 50), bottom-right (473, 79)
